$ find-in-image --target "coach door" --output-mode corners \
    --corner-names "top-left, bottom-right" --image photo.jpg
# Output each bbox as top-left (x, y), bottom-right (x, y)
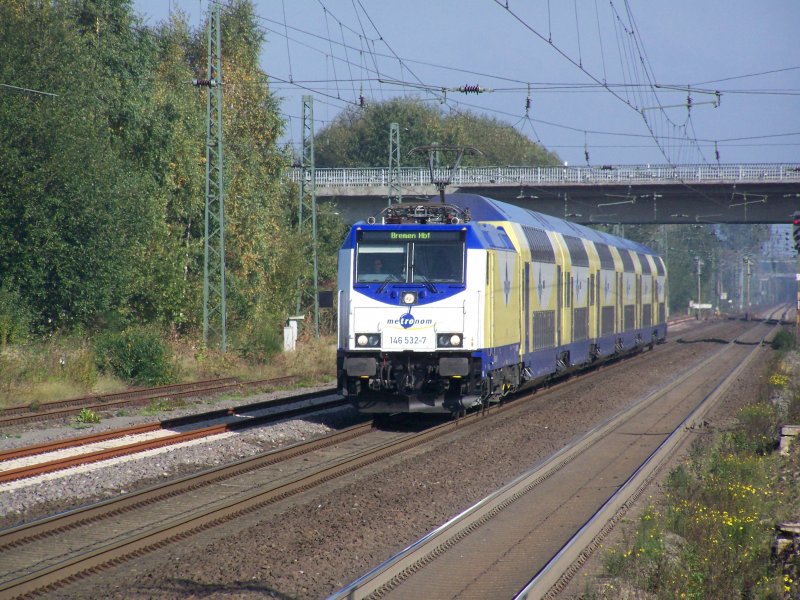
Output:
top-left (556, 266), bottom-right (562, 347)
top-left (486, 250), bottom-right (495, 349)
top-left (524, 262), bottom-right (531, 354)
top-left (618, 271), bottom-right (624, 332)
top-left (636, 274), bottom-right (642, 329)
top-left (595, 270), bottom-right (601, 338)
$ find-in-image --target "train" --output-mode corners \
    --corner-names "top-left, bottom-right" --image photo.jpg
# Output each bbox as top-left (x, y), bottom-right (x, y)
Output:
top-left (336, 193), bottom-right (668, 416)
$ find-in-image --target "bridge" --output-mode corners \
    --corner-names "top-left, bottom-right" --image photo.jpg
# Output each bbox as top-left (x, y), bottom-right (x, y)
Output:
top-left (289, 163), bottom-right (800, 225)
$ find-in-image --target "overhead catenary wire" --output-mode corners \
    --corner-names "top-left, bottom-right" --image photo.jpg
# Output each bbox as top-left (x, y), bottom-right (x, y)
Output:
top-left (0, 82), bottom-right (58, 96)
top-left (198, 0), bottom-right (796, 168)
top-left (492, 0), bottom-right (715, 167)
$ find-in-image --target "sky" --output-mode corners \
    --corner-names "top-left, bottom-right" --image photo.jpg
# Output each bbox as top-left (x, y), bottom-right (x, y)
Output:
top-left (132, 0), bottom-right (800, 168)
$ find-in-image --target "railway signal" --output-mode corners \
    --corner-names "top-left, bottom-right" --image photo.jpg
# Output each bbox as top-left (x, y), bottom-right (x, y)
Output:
top-left (793, 211), bottom-right (800, 253)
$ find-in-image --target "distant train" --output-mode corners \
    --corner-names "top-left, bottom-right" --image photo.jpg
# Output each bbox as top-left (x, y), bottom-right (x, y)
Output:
top-left (336, 194), bottom-right (667, 416)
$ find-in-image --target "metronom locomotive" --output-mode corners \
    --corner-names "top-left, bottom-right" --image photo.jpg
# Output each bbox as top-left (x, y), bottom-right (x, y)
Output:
top-left (336, 193), bottom-right (667, 416)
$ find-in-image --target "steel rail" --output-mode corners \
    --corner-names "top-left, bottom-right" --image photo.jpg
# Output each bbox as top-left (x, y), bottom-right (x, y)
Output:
top-left (0, 317), bottom-right (759, 597)
top-left (0, 421), bottom-right (377, 597)
top-left (522, 320), bottom-right (779, 599)
top-left (0, 375), bottom-right (300, 427)
top-left (328, 319), bottom-right (778, 599)
top-left (0, 412), bottom-right (489, 596)
top-left (0, 377), bottom-right (239, 417)
top-left (0, 335), bottom-right (677, 597)
top-left (0, 388), bottom-right (341, 482)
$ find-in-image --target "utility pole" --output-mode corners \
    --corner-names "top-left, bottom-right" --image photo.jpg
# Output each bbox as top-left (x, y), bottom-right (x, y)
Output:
top-left (388, 122), bottom-right (401, 205)
top-left (297, 95), bottom-right (319, 337)
top-left (695, 257), bottom-right (704, 319)
top-left (743, 255), bottom-right (752, 320)
top-left (195, 2), bottom-right (226, 351)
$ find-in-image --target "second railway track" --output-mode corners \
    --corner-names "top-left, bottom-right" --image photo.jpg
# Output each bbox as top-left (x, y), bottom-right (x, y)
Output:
top-left (0, 375), bottom-right (302, 427)
top-left (331, 315), bottom-right (783, 599)
top-left (0, 386), bottom-right (340, 483)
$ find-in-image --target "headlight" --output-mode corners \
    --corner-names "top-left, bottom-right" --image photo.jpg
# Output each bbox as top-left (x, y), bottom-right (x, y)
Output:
top-left (437, 333), bottom-right (463, 348)
top-left (355, 333), bottom-right (381, 347)
top-left (401, 291), bottom-right (417, 305)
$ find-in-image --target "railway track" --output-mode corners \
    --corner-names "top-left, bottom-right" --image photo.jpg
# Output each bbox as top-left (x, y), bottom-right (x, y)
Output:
top-left (0, 314), bottom-right (715, 485)
top-left (0, 312), bottom-right (786, 597)
top-left (0, 375), bottom-right (301, 427)
top-left (329, 312), bottom-right (785, 599)
top-left (0, 312), bottom-right (711, 431)
top-left (0, 315), bottom-right (769, 598)
top-left (0, 386), bottom-right (340, 483)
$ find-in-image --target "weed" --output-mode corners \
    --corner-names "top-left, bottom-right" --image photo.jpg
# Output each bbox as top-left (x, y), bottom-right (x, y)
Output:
top-left (787, 388), bottom-right (800, 424)
top-left (235, 319), bottom-right (283, 363)
top-left (63, 347), bottom-right (98, 388)
top-left (74, 408), bottom-right (101, 424)
top-left (596, 370), bottom-right (794, 598)
top-left (772, 330), bottom-right (796, 352)
top-left (731, 403), bottom-right (779, 455)
top-left (141, 398), bottom-right (188, 415)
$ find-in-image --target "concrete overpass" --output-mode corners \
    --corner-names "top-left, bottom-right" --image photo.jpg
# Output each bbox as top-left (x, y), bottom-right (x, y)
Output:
top-left (290, 163), bottom-right (800, 225)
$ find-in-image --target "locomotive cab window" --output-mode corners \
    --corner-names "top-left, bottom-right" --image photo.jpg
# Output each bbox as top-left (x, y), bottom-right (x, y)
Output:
top-left (356, 245), bottom-right (407, 283)
top-left (356, 229), bottom-right (465, 284)
top-left (412, 242), bottom-right (463, 283)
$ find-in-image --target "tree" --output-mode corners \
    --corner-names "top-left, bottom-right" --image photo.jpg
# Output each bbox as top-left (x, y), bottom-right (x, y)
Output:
top-left (314, 97), bottom-right (561, 168)
top-left (0, 0), bottom-right (345, 341)
top-left (0, 0), bottom-right (160, 328)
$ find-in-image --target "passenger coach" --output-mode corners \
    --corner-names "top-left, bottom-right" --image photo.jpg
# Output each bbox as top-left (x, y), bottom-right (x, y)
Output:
top-left (337, 193), bottom-right (667, 416)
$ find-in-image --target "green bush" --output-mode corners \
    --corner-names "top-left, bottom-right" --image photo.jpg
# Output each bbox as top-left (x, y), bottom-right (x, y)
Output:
top-left (771, 329), bottom-right (796, 352)
top-left (235, 320), bottom-right (283, 363)
top-left (0, 285), bottom-right (30, 349)
top-left (732, 403), bottom-right (779, 455)
top-left (63, 347), bottom-right (98, 388)
top-left (94, 327), bottom-right (175, 385)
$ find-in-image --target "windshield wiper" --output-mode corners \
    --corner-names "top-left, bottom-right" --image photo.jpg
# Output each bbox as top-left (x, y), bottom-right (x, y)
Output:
top-left (377, 276), bottom-right (394, 293)
top-left (416, 274), bottom-right (438, 293)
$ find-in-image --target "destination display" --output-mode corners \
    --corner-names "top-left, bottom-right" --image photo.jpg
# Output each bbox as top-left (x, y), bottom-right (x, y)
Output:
top-left (358, 229), bottom-right (464, 243)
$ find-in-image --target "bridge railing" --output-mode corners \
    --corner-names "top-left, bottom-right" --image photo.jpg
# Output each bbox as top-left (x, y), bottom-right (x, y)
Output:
top-left (287, 164), bottom-right (800, 188)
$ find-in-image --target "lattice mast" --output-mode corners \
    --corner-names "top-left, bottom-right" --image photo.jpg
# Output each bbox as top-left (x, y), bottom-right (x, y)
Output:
top-left (296, 95), bottom-right (319, 337)
top-left (388, 122), bottom-right (401, 205)
top-left (196, 2), bottom-right (227, 351)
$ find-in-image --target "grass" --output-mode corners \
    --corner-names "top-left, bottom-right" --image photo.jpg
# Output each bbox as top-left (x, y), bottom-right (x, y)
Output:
top-left (140, 397), bottom-right (190, 416)
top-left (592, 351), bottom-right (800, 599)
top-left (0, 336), bottom-right (125, 409)
top-left (0, 330), bottom-right (338, 411)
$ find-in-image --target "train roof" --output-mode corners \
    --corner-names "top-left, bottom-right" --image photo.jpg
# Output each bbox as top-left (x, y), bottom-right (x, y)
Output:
top-left (442, 193), bottom-right (658, 255)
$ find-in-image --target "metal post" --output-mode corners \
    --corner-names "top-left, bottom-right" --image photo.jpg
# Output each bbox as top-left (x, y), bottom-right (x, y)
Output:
top-left (738, 256), bottom-right (743, 312)
top-left (200, 2), bottom-right (226, 351)
top-left (743, 255), bottom-right (752, 320)
top-left (695, 257), bottom-right (703, 319)
top-left (297, 95), bottom-right (319, 337)
top-left (388, 122), bottom-right (401, 205)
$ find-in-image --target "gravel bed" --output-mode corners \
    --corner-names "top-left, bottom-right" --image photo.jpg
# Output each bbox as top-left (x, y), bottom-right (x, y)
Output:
top-left (2, 320), bottom-right (771, 599)
top-left (0, 384), bottom-right (362, 529)
top-left (0, 383), bottom-right (337, 452)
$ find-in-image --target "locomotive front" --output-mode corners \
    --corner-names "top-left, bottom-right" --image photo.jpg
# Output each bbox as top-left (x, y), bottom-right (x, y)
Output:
top-left (337, 203), bottom-right (482, 415)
